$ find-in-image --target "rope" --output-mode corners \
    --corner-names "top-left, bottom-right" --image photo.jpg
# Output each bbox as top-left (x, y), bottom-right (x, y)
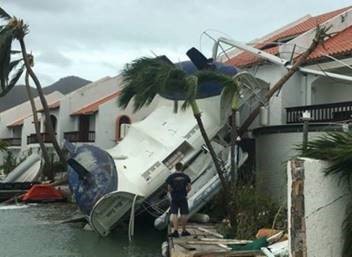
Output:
top-left (128, 194), bottom-right (138, 241)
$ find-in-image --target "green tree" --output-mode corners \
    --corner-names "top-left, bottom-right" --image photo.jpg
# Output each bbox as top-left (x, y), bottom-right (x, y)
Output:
top-left (118, 56), bottom-right (239, 226)
top-left (0, 8), bottom-right (65, 164)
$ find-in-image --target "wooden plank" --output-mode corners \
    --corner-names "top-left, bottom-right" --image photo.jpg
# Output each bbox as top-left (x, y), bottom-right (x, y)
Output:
top-left (187, 240), bottom-right (250, 246)
top-left (199, 238), bottom-right (253, 244)
top-left (196, 227), bottom-right (223, 238)
top-left (193, 250), bottom-right (262, 257)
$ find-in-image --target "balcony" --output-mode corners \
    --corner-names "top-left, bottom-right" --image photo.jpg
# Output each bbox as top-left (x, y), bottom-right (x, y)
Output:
top-left (63, 131), bottom-right (95, 143)
top-left (2, 138), bottom-right (21, 147)
top-left (286, 101), bottom-right (352, 124)
top-left (27, 133), bottom-right (57, 144)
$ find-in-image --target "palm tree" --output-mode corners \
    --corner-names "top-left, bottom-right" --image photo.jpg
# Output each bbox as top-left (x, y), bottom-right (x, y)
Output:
top-left (119, 57), bottom-right (236, 191)
top-left (298, 131), bottom-right (352, 257)
top-left (118, 56), bottom-right (239, 225)
top-left (25, 65), bottom-right (51, 178)
top-left (0, 8), bottom-right (65, 164)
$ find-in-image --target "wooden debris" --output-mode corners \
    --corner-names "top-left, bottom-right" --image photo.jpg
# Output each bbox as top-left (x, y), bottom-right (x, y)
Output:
top-left (199, 238), bottom-right (252, 245)
top-left (169, 223), bottom-right (262, 257)
top-left (196, 227), bottom-right (224, 238)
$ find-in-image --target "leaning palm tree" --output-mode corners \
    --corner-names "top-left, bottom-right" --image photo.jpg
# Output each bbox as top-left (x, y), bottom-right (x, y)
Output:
top-left (238, 26), bottom-right (329, 136)
top-left (298, 131), bottom-right (352, 257)
top-left (0, 8), bottom-right (65, 163)
top-left (25, 60), bottom-right (51, 178)
top-left (118, 56), bottom-right (239, 228)
top-left (119, 57), bottom-right (236, 192)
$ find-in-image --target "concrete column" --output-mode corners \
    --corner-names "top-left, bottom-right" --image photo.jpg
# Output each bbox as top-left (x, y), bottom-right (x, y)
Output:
top-left (303, 75), bottom-right (318, 106)
top-left (40, 113), bottom-right (45, 133)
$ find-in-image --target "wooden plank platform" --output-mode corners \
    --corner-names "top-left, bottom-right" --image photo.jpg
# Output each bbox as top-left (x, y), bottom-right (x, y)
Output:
top-left (168, 223), bottom-right (263, 257)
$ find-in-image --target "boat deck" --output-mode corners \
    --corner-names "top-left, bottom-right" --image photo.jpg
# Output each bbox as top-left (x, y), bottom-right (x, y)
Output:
top-left (168, 223), bottom-right (262, 257)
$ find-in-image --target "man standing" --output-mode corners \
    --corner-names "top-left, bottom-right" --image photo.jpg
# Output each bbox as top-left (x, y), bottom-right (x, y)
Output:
top-left (166, 162), bottom-right (191, 237)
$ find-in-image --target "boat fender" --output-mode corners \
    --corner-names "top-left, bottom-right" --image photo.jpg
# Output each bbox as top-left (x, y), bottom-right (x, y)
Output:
top-left (154, 212), bottom-right (170, 231)
top-left (161, 241), bottom-right (168, 257)
top-left (189, 213), bottom-right (210, 223)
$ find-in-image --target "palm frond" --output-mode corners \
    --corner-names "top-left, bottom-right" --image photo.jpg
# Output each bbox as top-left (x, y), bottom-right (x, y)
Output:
top-left (119, 56), bottom-right (182, 112)
top-left (8, 58), bottom-right (23, 70)
top-left (298, 131), bottom-right (352, 185)
top-left (0, 27), bottom-right (15, 91)
top-left (0, 63), bottom-right (24, 97)
top-left (0, 140), bottom-right (7, 151)
top-left (10, 49), bottom-right (21, 54)
top-left (0, 7), bottom-right (12, 20)
top-left (181, 75), bottom-right (198, 110)
top-left (342, 204), bottom-right (352, 257)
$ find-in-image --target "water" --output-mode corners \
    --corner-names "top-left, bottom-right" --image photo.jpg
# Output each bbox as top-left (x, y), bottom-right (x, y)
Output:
top-left (0, 203), bottom-right (163, 257)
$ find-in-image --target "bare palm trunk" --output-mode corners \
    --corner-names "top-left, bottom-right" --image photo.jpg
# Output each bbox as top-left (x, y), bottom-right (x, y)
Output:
top-left (230, 108), bottom-right (239, 234)
top-left (191, 102), bottom-right (228, 191)
top-left (19, 39), bottom-right (66, 164)
top-left (190, 101), bottom-right (236, 229)
top-left (239, 27), bottom-right (325, 135)
top-left (25, 72), bottom-right (51, 179)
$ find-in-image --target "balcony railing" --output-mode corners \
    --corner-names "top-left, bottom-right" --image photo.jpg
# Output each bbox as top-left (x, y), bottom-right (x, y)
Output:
top-left (1, 138), bottom-right (21, 146)
top-left (286, 101), bottom-right (352, 124)
top-left (27, 133), bottom-right (57, 144)
top-left (63, 131), bottom-right (95, 143)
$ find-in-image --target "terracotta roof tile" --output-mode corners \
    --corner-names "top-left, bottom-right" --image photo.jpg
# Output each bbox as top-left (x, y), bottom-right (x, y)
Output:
top-left (71, 91), bottom-right (120, 116)
top-left (267, 6), bottom-right (351, 43)
top-left (37, 100), bottom-right (61, 112)
top-left (7, 114), bottom-right (32, 128)
top-left (227, 6), bottom-right (351, 68)
top-left (307, 26), bottom-right (352, 62)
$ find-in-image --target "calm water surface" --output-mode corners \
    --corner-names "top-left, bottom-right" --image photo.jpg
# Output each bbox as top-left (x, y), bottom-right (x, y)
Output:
top-left (0, 203), bottom-right (163, 257)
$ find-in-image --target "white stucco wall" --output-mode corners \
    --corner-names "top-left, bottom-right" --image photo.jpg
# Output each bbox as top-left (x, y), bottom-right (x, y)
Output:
top-left (243, 64), bottom-right (308, 128)
top-left (311, 68), bottom-right (352, 105)
top-left (288, 158), bottom-right (349, 257)
top-left (66, 76), bottom-right (122, 113)
top-left (56, 75), bottom-right (123, 144)
top-left (255, 131), bottom-right (327, 204)
top-left (95, 96), bottom-right (161, 149)
top-left (0, 91), bottom-right (62, 139)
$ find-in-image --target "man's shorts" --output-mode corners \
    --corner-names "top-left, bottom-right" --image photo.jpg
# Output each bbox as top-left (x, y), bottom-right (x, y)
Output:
top-left (170, 198), bottom-right (189, 215)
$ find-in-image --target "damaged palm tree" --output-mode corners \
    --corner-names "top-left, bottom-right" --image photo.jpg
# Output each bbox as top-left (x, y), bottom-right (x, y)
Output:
top-left (24, 55), bottom-right (51, 179)
top-left (238, 25), bottom-right (330, 135)
top-left (0, 7), bottom-right (65, 164)
top-left (118, 56), bottom-right (239, 226)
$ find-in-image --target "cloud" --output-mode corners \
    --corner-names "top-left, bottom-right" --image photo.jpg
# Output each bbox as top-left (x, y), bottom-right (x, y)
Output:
top-left (37, 51), bottom-right (72, 67)
top-left (2, 0), bottom-right (79, 13)
top-left (1, 0), bottom-right (351, 85)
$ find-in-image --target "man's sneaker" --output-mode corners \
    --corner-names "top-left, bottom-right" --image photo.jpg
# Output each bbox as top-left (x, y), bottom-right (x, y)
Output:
top-left (181, 230), bottom-right (191, 237)
top-left (170, 230), bottom-right (179, 238)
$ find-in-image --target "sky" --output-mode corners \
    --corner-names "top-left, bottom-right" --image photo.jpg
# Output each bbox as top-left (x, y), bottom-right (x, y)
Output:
top-left (1, 0), bottom-right (351, 85)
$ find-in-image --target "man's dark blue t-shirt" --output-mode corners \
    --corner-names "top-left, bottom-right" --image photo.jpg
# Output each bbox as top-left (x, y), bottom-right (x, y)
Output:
top-left (166, 172), bottom-right (191, 200)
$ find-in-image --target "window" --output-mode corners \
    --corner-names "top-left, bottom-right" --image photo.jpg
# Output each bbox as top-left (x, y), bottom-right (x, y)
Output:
top-left (115, 115), bottom-right (131, 142)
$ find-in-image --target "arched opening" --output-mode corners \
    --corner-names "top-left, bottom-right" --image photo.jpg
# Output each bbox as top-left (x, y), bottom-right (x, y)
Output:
top-left (115, 115), bottom-right (131, 142)
top-left (45, 115), bottom-right (57, 133)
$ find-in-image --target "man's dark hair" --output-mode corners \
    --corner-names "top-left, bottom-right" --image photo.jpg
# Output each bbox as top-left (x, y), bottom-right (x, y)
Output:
top-left (175, 162), bottom-right (183, 171)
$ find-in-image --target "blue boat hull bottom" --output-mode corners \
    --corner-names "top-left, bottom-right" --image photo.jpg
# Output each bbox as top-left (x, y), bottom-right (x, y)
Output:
top-left (68, 145), bottom-right (118, 216)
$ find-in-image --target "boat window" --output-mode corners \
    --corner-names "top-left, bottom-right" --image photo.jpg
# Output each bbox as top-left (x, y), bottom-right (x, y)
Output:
top-left (162, 141), bottom-right (193, 169)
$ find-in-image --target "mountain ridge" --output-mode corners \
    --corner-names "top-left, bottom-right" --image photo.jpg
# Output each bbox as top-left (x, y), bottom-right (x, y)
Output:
top-left (0, 76), bottom-right (91, 113)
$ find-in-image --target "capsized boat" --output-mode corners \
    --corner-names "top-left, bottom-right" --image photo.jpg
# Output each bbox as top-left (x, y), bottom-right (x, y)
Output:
top-left (67, 61), bottom-right (267, 236)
